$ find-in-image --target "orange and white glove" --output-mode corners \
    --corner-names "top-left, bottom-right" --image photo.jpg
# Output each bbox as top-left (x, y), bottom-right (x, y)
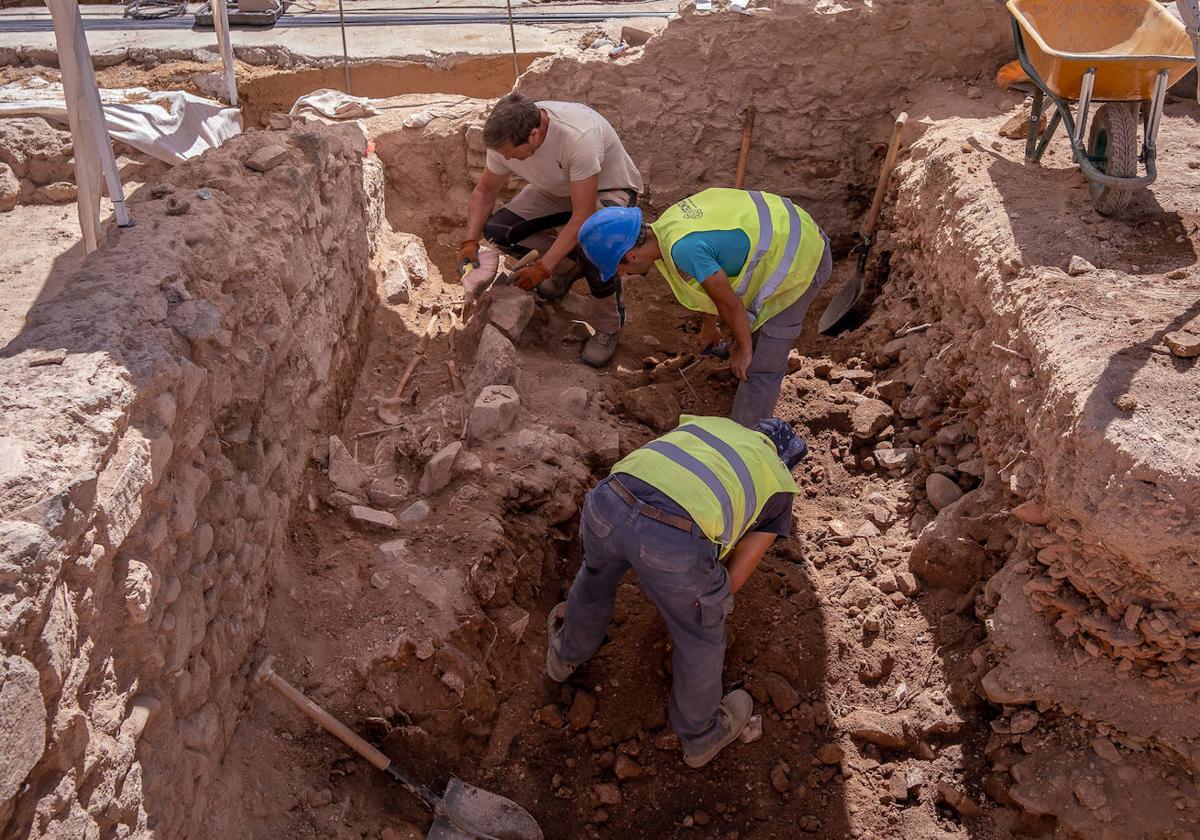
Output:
top-left (513, 261), bottom-right (551, 291)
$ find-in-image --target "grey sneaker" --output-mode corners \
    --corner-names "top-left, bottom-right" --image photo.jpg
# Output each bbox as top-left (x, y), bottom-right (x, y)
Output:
top-left (581, 331), bottom-right (618, 367)
top-left (545, 601), bottom-right (575, 683)
top-left (682, 689), bottom-right (753, 769)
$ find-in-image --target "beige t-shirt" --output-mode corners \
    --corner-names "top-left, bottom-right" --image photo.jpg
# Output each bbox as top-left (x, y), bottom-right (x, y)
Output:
top-left (485, 101), bottom-right (643, 198)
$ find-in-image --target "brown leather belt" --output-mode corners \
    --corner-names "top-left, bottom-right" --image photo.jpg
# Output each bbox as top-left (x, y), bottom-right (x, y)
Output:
top-left (608, 477), bottom-right (695, 534)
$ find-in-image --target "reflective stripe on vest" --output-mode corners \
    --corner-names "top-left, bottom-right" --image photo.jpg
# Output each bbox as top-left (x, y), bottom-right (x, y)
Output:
top-left (748, 197), bottom-right (803, 323)
top-left (649, 188), bottom-right (825, 331)
top-left (610, 414), bottom-right (799, 555)
top-left (735, 191), bottom-right (773, 296)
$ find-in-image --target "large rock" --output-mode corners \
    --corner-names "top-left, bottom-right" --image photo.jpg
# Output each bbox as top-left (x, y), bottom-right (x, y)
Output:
top-left (465, 325), bottom-right (517, 403)
top-left (328, 435), bottom-right (369, 493)
top-left (909, 492), bottom-right (988, 591)
top-left (924, 473), bottom-right (963, 511)
top-left (418, 441), bottom-right (463, 496)
top-left (622, 384), bottom-right (680, 433)
top-left (850, 398), bottom-right (895, 440)
top-left (0, 162), bottom-right (17, 213)
top-left (0, 655), bottom-right (46, 805)
top-left (468, 385), bottom-right (520, 444)
top-left (488, 286), bottom-right (535, 342)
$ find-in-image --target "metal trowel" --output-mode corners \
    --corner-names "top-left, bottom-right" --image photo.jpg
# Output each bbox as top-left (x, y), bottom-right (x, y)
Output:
top-left (255, 657), bottom-right (543, 840)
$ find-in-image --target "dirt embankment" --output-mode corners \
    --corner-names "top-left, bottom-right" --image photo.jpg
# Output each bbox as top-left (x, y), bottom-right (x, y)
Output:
top-left (518, 0), bottom-right (1013, 240)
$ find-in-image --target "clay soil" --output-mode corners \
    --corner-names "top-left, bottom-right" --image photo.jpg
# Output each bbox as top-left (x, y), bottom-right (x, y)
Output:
top-left (197, 210), bottom-right (1004, 840)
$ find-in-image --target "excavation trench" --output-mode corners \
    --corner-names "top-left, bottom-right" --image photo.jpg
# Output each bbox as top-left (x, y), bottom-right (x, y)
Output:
top-left (191, 112), bottom-right (1002, 839)
top-left (5, 5), bottom-right (1200, 836)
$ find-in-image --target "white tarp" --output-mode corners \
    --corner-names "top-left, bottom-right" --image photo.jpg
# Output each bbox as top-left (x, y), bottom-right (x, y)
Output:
top-left (0, 78), bottom-right (242, 165)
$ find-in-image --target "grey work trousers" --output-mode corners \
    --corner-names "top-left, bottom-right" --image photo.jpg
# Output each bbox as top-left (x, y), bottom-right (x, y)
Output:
top-left (552, 476), bottom-right (734, 754)
top-left (730, 232), bottom-right (834, 427)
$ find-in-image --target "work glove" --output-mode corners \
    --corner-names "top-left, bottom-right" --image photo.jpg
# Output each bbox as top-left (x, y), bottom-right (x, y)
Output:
top-left (458, 238), bottom-right (480, 274)
top-left (513, 261), bottom-right (551, 291)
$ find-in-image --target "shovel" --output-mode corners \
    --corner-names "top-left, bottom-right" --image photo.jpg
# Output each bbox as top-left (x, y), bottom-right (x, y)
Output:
top-left (254, 657), bottom-right (543, 840)
top-left (818, 111), bottom-right (908, 334)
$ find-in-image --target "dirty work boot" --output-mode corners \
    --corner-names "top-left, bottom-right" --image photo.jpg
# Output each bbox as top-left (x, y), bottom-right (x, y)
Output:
top-left (682, 689), bottom-right (753, 769)
top-left (535, 265), bottom-right (580, 302)
top-left (545, 601), bottom-right (576, 683)
top-left (581, 331), bottom-right (618, 367)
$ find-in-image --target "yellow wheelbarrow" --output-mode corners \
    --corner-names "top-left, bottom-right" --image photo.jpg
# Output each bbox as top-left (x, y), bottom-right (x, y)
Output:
top-left (1007, 0), bottom-right (1197, 213)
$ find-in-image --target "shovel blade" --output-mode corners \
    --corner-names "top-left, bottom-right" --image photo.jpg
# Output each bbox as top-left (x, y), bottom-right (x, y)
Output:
top-left (817, 270), bottom-right (864, 334)
top-left (426, 778), bottom-right (543, 840)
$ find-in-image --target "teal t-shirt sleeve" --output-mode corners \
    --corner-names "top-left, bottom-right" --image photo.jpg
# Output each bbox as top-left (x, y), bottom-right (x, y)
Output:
top-left (669, 229), bottom-right (751, 284)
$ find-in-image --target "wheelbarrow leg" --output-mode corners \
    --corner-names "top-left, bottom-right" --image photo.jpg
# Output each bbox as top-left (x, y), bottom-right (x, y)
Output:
top-left (1025, 88), bottom-right (1043, 163)
top-left (1032, 107), bottom-right (1062, 163)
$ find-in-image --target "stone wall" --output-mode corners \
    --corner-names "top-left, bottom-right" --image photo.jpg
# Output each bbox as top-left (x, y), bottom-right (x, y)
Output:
top-left (518, 0), bottom-right (1012, 241)
top-left (0, 121), bottom-right (383, 838)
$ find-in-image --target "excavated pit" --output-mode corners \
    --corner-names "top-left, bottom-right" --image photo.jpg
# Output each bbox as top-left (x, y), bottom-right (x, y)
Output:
top-left (4, 2), bottom-right (1200, 839)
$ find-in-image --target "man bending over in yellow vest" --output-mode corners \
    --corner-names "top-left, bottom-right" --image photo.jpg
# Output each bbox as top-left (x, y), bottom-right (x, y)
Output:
top-left (546, 415), bottom-right (807, 768)
top-left (577, 188), bottom-right (833, 426)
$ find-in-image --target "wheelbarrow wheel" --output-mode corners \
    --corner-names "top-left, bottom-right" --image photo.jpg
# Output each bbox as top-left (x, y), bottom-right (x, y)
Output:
top-left (1086, 103), bottom-right (1137, 216)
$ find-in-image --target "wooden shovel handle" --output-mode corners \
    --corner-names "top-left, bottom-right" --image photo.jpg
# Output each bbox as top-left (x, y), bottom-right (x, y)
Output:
top-left (254, 657), bottom-right (391, 771)
top-left (734, 105), bottom-right (755, 190)
top-left (860, 112), bottom-right (909, 241)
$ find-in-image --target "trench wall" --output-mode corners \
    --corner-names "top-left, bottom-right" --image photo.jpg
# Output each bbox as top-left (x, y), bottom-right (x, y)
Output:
top-left (518, 0), bottom-right (1012, 240)
top-left (0, 122), bottom-right (383, 838)
top-left (885, 107), bottom-right (1200, 763)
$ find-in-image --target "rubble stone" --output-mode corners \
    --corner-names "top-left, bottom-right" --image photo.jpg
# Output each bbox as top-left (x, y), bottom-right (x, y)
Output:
top-left (1066, 255), bottom-right (1096, 275)
top-left (851, 398), bottom-right (895, 440)
top-left (622, 384), bottom-right (680, 433)
top-left (468, 385), bottom-right (520, 444)
top-left (874, 447), bottom-right (916, 472)
top-left (925, 473), bottom-right (963, 511)
top-left (761, 672), bottom-right (799, 713)
top-left (562, 386), bottom-right (590, 417)
top-left (568, 690), bottom-right (597, 730)
top-left (328, 435), bottom-right (369, 493)
top-left (396, 499), bottom-right (430, 525)
top-left (0, 655), bottom-right (46, 804)
top-left (382, 258), bottom-right (412, 305)
top-left (0, 162), bottom-right (17, 212)
top-left (350, 505), bottom-right (400, 530)
top-left (1164, 330), bottom-right (1200, 358)
top-left (488, 286), bottom-right (536, 341)
top-left (418, 441), bottom-right (463, 496)
top-left (465, 325), bottom-right (518, 402)
top-left (245, 144), bottom-right (290, 172)
top-left (593, 783), bottom-right (622, 807)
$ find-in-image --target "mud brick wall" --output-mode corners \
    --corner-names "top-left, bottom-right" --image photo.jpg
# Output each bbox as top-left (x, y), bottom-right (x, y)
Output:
top-left (0, 123), bottom-right (383, 838)
top-left (519, 0), bottom-right (1012, 242)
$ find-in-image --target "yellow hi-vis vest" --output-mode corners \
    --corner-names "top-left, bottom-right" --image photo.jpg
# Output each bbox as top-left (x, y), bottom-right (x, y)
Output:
top-left (650, 188), bottom-right (825, 332)
top-left (611, 415), bottom-right (799, 558)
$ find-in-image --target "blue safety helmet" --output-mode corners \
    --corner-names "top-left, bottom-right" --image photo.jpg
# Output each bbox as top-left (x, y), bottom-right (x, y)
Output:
top-left (753, 418), bottom-right (808, 469)
top-left (578, 206), bottom-right (643, 282)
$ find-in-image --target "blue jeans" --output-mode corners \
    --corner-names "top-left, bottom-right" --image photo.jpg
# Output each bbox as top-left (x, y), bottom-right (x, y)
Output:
top-left (552, 477), bottom-right (734, 753)
top-left (731, 233), bottom-right (834, 426)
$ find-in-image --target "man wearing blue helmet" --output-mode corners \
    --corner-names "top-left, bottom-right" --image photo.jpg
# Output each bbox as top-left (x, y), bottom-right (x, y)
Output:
top-left (545, 415), bottom-right (807, 768)
top-left (458, 93), bottom-right (643, 367)
top-left (578, 188), bottom-right (833, 425)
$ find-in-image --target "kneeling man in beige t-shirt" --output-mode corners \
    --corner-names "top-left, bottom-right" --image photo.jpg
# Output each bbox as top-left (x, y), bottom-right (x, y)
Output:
top-left (459, 93), bottom-right (643, 367)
